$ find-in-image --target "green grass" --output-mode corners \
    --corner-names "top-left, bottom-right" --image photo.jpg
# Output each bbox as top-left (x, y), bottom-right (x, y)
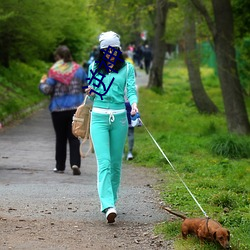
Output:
top-left (129, 58), bottom-right (250, 250)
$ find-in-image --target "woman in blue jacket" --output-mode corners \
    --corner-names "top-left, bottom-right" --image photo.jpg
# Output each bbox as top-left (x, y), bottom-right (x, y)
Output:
top-left (39, 45), bottom-right (87, 175)
top-left (85, 31), bottom-right (138, 223)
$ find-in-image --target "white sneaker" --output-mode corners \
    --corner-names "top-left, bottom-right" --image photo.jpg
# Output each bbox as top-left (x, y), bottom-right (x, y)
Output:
top-left (53, 168), bottom-right (64, 173)
top-left (105, 207), bottom-right (117, 223)
top-left (127, 152), bottom-right (133, 160)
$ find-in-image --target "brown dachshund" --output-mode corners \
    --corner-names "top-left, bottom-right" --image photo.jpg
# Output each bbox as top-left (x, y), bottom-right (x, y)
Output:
top-left (162, 207), bottom-right (231, 249)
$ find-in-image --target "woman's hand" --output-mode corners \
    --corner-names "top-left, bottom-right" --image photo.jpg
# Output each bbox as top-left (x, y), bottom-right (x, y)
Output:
top-left (85, 86), bottom-right (95, 96)
top-left (131, 103), bottom-right (138, 116)
top-left (40, 74), bottom-right (47, 84)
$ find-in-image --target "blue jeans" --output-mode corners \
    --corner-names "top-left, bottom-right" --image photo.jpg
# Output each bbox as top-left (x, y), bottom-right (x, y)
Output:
top-left (90, 111), bottom-right (128, 212)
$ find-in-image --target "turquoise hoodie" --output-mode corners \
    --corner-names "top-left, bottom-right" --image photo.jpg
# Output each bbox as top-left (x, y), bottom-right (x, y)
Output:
top-left (87, 62), bottom-right (138, 110)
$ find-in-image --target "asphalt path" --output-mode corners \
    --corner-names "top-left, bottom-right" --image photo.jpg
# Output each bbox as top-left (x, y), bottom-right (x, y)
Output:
top-left (0, 69), bottom-right (172, 249)
top-left (0, 105), bottom-right (166, 223)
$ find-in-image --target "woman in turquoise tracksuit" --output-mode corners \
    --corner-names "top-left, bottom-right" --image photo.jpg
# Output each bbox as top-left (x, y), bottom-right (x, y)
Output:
top-left (85, 31), bottom-right (138, 223)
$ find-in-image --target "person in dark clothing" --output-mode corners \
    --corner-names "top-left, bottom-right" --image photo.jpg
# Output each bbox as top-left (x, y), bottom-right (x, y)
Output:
top-left (134, 45), bottom-right (144, 69)
top-left (143, 44), bottom-right (152, 74)
top-left (125, 102), bottom-right (134, 160)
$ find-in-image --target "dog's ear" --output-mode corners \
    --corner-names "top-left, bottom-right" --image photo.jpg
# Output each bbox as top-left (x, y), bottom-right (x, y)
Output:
top-left (227, 230), bottom-right (230, 240)
top-left (213, 231), bottom-right (217, 240)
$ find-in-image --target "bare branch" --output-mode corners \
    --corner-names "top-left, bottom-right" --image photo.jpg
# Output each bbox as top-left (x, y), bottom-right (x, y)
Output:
top-left (190, 0), bottom-right (216, 37)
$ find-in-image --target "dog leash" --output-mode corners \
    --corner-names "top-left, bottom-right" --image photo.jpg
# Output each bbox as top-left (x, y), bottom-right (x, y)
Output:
top-left (139, 118), bottom-right (209, 218)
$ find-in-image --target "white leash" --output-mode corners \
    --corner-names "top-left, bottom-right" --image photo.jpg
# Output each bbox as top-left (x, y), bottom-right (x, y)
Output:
top-left (140, 118), bottom-right (209, 218)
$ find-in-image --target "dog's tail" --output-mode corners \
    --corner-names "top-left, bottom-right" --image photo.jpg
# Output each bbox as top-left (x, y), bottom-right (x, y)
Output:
top-left (162, 206), bottom-right (187, 220)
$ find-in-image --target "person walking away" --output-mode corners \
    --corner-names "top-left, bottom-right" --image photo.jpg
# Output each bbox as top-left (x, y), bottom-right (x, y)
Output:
top-left (134, 44), bottom-right (144, 69)
top-left (123, 52), bottom-right (137, 160)
top-left (85, 31), bottom-right (138, 223)
top-left (125, 102), bottom-right (135, 160)
top-left (143, 44), bottom-right (152, 74)
top-left (39, 45), bottom-right (87, 175)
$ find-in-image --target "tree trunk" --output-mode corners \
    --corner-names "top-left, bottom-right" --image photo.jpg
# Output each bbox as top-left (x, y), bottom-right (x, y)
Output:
top-left (191, 0), bottom-right (250, 134)
top-left (184, 4), bottom-right (218, 114)
top-left (147, 0), bottom-right (169, 89)
top-left (212, 0), bottom-right (250, 134)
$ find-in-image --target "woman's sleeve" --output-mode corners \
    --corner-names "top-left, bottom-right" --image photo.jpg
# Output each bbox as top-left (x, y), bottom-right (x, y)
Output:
top-left (87, 62), bottom-right (96, 101)
top-left (75, 67), bottom-right (88, 87)
top-left (39, 77), bottom-right (56, 95)
top-left (126, 63), bottom-right (138, 105)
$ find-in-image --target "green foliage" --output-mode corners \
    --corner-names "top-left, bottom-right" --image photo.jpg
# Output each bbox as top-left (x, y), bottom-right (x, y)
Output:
top-left (232, 0), bottom-right (250, 39)
top-left (165, 0), bottom-right (213, 45)
top-left (0, 0), bottom-right (99, 66)
top-left (165, 2), bottom-right (184, 44)
top-left (91, 0), bottom-right (156, 46)
top-left (0, 60), bottom-right (49, 122)
top-left (130, 58), bottom-right (250, 249)
top-left (236, 37), bottom-right (250, 95)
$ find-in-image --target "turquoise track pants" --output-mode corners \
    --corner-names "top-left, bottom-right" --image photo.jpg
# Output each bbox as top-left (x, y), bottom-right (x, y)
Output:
top-left (90, 111), bottom-right (128, 212)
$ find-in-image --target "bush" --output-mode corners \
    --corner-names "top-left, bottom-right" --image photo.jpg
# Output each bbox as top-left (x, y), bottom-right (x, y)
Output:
top-left (210, 191), bottom-right (237, 209)
top-left (0, 60), bottom-right (48, 123)
top-left (210, 135), bottom-right (250, 159)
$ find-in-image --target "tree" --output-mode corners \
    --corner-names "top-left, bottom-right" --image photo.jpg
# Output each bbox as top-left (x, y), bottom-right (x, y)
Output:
top-left (91, 0), bottom-right (155, 48)
top-left (184, 1), bottom-right (218, 114)
top-left (0, 0), bottom-right (98, 66)
top-left (191, 0), bottom-right (250, 134)
top-left (148, 0), bottom-right (177, 89)
top-left (0, 0), bottom-right (58, 66)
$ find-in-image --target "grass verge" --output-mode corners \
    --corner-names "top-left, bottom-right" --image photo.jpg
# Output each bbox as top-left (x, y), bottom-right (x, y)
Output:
top-left (128, 58), bottom-right (250, 250)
